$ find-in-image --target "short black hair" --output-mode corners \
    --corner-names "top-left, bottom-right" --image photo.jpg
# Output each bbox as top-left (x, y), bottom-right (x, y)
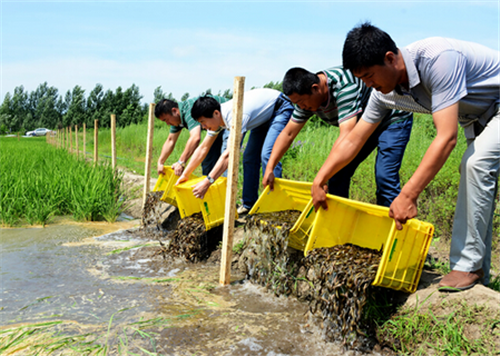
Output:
top-left (191, 95), bottom-right (221, 121)
top-left (282, 67), bottom-right (320, 96)
top-left (342, 22), bottom-right (398, 72)
top-left (154, 99), bottom-right (178, 118)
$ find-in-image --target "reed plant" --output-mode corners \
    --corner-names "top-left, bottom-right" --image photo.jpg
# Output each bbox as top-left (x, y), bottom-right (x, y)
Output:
top-left (0, 137), bottom-right (126, 226)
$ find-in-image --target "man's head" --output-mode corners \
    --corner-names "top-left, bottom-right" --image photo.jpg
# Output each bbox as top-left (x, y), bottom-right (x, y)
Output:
top-left (283, 67), bottom-right (326, 111)
top-left (155, 99), bottom-right (182, 126)
top-left (343, 22), bottom-right (402, 94)
top-left (191, 95), bottom-right (223, 131)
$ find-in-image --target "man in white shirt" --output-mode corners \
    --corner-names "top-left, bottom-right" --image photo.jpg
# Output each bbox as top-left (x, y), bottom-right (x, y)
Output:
top-left (314, 22), bottom-right (499, 291)
top-left (176, 88), bottom-right (294, 215)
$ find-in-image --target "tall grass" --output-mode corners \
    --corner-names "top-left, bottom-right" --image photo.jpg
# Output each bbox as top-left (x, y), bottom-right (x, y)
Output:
top-left (0, 137), bottom-right (126, 226)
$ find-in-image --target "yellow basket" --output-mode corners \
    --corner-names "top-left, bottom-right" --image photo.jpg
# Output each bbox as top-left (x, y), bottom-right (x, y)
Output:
top-left (174, 176), bottom-right (233, 230)
top-left (152, 167), bottom-right (197, 207)
top-left (248, 178), bottom-right (313, 250)
top-left (293, 194), bottom-right (434, 293)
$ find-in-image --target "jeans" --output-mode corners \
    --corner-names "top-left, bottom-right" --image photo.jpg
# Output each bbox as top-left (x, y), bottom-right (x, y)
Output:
top-left (450, 109), bottom-right (500, 285)
top-left (328, 116), bottom-right (413, 207)
top-left (222, 93), bottom-right (294, 209)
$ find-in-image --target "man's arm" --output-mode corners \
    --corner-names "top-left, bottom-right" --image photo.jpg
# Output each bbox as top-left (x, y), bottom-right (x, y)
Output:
top-left (176, 133), bottom-right (219, 184)
top-left (389, 103), bottom-right (458, 229)
top-left (312, 119), bottom-right (379, 211)
top-left (157, 131), bottom-right (181, 175)
top-left (172, 126), bottom-right (202, 176)
top-left (262, 120), bottom-right (306, 190)
top-left (191, 148), bottom-right (230, 199)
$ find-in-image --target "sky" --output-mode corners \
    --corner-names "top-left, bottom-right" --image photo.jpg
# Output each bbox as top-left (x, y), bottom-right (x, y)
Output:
top-left (1, 0), bottom-right (499, 104)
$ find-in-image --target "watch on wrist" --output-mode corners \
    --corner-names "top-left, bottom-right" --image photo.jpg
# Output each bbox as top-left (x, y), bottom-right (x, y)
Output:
top-left (177, 160), bottom-right (186, 168)
top-left (206, 175), bottom-right (215, 184)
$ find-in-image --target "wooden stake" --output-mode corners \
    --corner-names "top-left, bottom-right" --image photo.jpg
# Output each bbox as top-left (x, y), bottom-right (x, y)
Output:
top-left (94, 120), bottom-right (99, 166)
top-left (142, 104), bottom-right (156, 210)
top-left (220, 76), bottom-right (245, 286)
top-left (83, 123), bottom-right (86, 161)
top-left (111, 114), bottom-right (116, 170)
top-left (75, 125), bottom-right (79, 159)
top-left (69, 126), bottom-right (72, 153)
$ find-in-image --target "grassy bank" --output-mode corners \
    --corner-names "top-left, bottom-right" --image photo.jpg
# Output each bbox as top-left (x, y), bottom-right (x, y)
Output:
top-left (0, 137), bottom-right (126, 226)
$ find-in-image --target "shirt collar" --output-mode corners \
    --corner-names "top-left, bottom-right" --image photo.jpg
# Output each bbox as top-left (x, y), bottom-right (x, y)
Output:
top-left (398, 47), bottom-right (421, 92)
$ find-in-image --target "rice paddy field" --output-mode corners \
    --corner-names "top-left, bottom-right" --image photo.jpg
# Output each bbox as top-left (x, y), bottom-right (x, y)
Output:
top-left (0, 136), bottom-right (126, 227)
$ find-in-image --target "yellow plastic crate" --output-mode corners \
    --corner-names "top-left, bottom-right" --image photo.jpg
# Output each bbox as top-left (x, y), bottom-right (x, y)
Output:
top-left (152, 167), bottom-right (197, 207)
top-left (248, 178), bottom-right (313, 250)
top-left (174, 176), bottom-right (232, 230)
top-left (292, 194), bottom-right (434, 293)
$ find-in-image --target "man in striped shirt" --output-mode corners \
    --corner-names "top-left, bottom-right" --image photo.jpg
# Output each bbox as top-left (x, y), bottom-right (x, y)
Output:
top-left (315, 22), bottom-right (499, 291)
top-left (262, 66), bottom-right (413, 207)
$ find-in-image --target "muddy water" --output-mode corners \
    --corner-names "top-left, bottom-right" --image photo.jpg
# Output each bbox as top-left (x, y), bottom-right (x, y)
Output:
top-left (0, 221), bottom-right (380, 356)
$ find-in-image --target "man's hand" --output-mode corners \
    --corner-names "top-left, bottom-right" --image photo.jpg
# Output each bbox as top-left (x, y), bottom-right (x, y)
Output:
top-left (175, 175), bottom-right (188, 186)
top-left (171, 162), bottom-right (184, 176)
top-left (311, 182), bottom-right (328, 212)
top-left (262, 171), bottom-right (275, 191)
top-left (389, 191), bottom-right (418, 230)
top-left (192, 179), bottom-right (211, 199)
top-left (157, 163), bottom-right (165, 175)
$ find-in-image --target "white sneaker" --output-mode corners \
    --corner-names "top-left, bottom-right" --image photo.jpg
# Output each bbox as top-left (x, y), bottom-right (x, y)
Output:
top-left (237, 205), bottom-right (250, 215)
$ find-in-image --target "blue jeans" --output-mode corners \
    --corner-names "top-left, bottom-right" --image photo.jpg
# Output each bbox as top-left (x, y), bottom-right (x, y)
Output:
top-left (328, 116), bottom-right (413, 207)
top-left (222, 93), bottom-right (294, 209)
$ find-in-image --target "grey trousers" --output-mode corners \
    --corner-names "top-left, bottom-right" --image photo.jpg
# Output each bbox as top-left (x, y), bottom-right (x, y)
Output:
top-left (450, 110), bottom-right (500, 285)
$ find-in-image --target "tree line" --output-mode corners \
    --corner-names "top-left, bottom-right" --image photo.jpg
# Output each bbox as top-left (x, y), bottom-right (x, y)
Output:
top-left (0, 81), bottom-right (283, 134)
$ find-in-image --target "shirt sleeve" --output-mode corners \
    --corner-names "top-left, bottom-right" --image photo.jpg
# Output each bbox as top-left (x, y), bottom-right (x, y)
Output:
top-left (169, 125), bottom-right (182, 134)
top-left (290, 106), bottom-right (314, 124)
top-left (336, 81), bottom-right (364, 124)
top-left (361, 91), bottom-right (392, 124)
top-left (207, 127), bottom-right (223, 137)
top-left (424, 50), bottom-right (468, 113)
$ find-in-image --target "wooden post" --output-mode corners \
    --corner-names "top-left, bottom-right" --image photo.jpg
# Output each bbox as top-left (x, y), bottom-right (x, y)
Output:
top-left (142, 104), bottom-right (156, 209)
top-left (94, 120), bottom-right (99, 166)
top-left (220, 76), bottom-right (245, 286)
top-left (111, 114), bottom-right (116, 170)
top-left (83, 123), bottom-right (86, 161)
top-left (69, 126), bottom-right (73, 153)
top-left (75, 125), bottom-right (79, 159)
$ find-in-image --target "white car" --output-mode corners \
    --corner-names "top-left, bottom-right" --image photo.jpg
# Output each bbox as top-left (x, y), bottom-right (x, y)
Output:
top-left (33, 128), bottom-right (54, 136)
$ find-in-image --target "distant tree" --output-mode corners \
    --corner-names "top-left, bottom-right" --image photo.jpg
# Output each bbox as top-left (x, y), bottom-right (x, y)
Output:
top-left (218, 88), bottom-right (233, 100)
top-left (200, 88), bottom-right (212, 96)
top-left (87, 83), bottom-right (104, 127)
top-left (64, 86), bottom-right (86, 127)
top-left (153, 86), bottom-right (167, 104)
top-left (32, 84), bottom-right (61, 128)
top-left (263, 80), bottom-right (283, 92)
top-left (181, 92), bottom-right (190, 101)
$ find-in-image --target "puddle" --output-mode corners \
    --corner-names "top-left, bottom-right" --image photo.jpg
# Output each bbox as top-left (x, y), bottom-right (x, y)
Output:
top-left (0, 222), bottom-right (379, 355)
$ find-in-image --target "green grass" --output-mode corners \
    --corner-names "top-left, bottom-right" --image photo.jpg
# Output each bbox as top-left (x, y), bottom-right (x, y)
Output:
top-left (0, 137), bottom-right (126, 226)
top-left (377, 299), bottom-right (500, 355)
top-left (0, 311), bottom-right (200, 356)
